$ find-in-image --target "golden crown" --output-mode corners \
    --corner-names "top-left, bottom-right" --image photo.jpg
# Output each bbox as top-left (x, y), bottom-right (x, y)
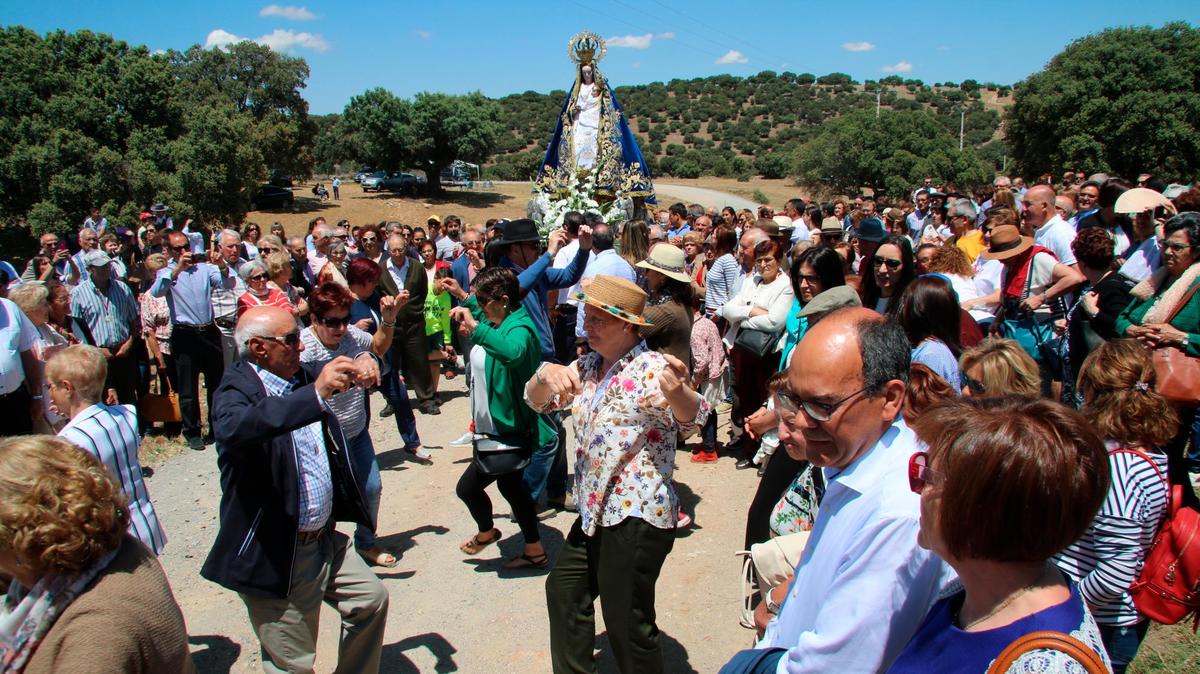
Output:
top-left (568, 31), bottom-right (606, 65)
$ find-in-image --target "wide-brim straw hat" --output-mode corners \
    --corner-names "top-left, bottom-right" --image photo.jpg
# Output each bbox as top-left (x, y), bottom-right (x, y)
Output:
top-left (982, 224), bottom-right (1033, 261)
top-left (1114, 187), bottom-right (1171, 214)
top-left (635, 243), bottom-right (692, 283)
top-left (574, 275), bottom-right (651, 326)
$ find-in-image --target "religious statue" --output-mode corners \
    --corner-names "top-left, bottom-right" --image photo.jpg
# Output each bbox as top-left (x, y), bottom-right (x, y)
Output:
top-left (536, 32), bottom-right (656, 204)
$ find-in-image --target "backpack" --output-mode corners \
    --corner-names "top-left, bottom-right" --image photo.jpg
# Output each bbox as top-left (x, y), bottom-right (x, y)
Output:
top-left (1112, 447), bottom-right (1200, 628)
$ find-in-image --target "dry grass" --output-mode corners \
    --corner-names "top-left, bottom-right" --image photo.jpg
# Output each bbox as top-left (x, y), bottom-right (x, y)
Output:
top-left (140, 433), bottom-right (187, 469)
top-left (1129, 621), bottom-right (1200, 673)
top-left (655, 177), bottom-right (808, 207)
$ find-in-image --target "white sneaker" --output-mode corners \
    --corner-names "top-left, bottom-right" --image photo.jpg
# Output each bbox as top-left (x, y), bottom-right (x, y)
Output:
top-left (406, 446), bottom-right (432, 460)
top-left (450, 431), bottom-right (474, 447)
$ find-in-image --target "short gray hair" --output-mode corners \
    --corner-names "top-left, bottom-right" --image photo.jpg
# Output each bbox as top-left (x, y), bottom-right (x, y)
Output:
top-left (949, 198), bottom-right (978, 222)
top-left (234, 310), bottom-right (277, 358)
top-left (218, 228), bottom-right (241, 245)
top-left (314, 224), bottom-right (336, 239)
top-left (8, 281), bottom-right (49, 316)
top-left (328, 240), bottom-right (347, 256)
top-left (238, 259), bottom-right (268, 281)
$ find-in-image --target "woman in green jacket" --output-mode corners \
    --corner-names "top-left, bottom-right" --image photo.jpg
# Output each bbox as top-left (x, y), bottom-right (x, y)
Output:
top-left (447, 267), bottom-right (554, 569)
top-left (1116, 211), bottom-right (1200, 480)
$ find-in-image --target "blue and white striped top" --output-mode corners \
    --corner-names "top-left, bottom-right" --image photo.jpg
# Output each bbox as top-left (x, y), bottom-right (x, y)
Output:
top-left (69, 278), bottom-right (139, 349)
top-left (1055, 443), bottom-right (1170, 626)
top-left (58, 403), bottom-right (167, 555)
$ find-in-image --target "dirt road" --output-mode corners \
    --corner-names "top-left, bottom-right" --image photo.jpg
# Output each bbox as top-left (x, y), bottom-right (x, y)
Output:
top-left (654, 183), bottom-right (762, 212)
top-left (155, 376), bottom-right (759, 673)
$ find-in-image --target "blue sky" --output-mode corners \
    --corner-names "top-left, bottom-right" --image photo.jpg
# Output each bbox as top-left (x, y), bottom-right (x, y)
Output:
top-left (7, 1), bottom-right (1200, 114)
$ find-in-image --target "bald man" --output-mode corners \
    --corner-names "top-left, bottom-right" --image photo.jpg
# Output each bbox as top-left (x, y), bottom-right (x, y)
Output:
top-left (202, 306), bottom-right (389, 673)
top-left (728, 309), bottom-right (954, 672)
top-left (1023, 184), bottom-right (1078, 267)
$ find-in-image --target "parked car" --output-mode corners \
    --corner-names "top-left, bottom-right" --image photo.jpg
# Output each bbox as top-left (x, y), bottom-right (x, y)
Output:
top-left (251, 184), bottom-right (294, 210)
top-left (363, 171), bottom-right (420, 194)
top-left (352, 166), bottom-right (375, 183)
top-left (268, 170), bottom-right (293, 188)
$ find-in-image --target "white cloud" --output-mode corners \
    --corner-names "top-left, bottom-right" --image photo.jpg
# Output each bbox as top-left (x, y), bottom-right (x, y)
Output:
top-left (205, 29), bottom-right (244, 49)
top-left (655, 32), bottom-right (675, 39)
top-left (205, 27), bottom-right (329, 53)
top-left (257, 29), bottom-right (329, 52)
top-left (842, 41), bottom-right (876, 52)
top-left (608, 34), bottom-right (654, 49)
top-left (715, 49), bottom-right (748, 65)
top-left (415, 30), bottom-right (432, 39)
top-left (259, 5), bottom-right (316, 21)
top-left (881, 61), bottom-right (913, 73)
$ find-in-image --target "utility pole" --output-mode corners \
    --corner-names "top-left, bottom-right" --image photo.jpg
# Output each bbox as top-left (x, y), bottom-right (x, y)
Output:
top-left (876, 89), bottom-right (881, 118)
top-left (959, 107), bottom-right (965, 151)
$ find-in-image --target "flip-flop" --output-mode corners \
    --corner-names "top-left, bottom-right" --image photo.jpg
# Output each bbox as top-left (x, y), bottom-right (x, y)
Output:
top-left (459, 528), bottom-right (501, 555)
top-left (501, 552), bottom-right (549, 570)
top-left (357, 547), bottom-right (399, 568)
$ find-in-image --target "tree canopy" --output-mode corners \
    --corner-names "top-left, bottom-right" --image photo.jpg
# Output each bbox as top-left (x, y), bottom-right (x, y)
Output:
top-left (792, 110), bottom-right (993, 196)
top-left (0, 27), bottom-right (311, 236)
top-left (1006, 22), bottom-right (1200, 179)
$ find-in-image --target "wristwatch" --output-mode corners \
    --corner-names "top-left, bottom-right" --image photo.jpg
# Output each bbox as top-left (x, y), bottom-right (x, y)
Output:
top-left (765, 593), bottom-right (783, 615)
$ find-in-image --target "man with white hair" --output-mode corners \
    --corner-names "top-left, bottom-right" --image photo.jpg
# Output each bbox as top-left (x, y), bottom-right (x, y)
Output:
top-left (211, 228), bottom-right (248, 366)
top-left (70, 227), bottom-right (100, 281)
top-left (947, 198), bottom-right (984, 262)
top-left (308, 224), bottom-right (335, 280)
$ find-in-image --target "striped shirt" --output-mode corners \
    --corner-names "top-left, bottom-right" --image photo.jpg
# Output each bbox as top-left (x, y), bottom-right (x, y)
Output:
top-left (704, 253), bottom-right (741, 314)
top-left (58, 403), bottom-right (167, 554)
top-left (1055, 444), bottom-right (1169, 626)
top-left (298, 326), bottom-right (372, 438)
top-left (69, 278), bottom-right (139, 348)
top-left (250, 363), bottom-right (332, 532)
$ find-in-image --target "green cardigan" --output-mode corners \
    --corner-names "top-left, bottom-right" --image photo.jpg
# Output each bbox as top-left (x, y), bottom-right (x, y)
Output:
top-left (1116, 276), bottom-right (1200, 358)
top-left (465, 296), bottom-right (556, 448)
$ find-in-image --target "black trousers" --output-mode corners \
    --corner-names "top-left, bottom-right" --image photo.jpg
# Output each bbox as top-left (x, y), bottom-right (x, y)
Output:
top-left (546, 517), bottom-right (675, 674)
top-left (455, 462), bottom-right (540, 544)
top-left (0, 387), bottom-right (33, 437)
top-left (104, 351), bottom-right (139, 404)
top-left (171, 324), bottom-right (225, 439)
top-left (392, 321), bottom-right (433, 402)
top-left (552, 305), bottom-right (579, 366)
top-left (744, 449), bottom-right (805, 549)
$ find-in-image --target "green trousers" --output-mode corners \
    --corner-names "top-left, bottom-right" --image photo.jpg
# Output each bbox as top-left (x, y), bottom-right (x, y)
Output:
top-left (546, 516), bottom-right (676, 674)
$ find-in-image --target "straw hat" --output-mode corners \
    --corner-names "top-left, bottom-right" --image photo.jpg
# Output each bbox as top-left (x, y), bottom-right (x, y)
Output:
top-left (574, 275), bottom-right (651, 326)
top-left (1114, 187), bottom-right (1171, 214)
top-left (636, 243), bottom-right (693, 283)
top-left (820, 217), bottom-right (844, 235)
top-left (982, 224), bottom-right (1033, 261)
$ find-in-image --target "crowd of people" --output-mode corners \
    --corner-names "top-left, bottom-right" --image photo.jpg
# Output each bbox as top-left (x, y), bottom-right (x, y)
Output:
top-left (1, 172), bottom-right (1198, 673)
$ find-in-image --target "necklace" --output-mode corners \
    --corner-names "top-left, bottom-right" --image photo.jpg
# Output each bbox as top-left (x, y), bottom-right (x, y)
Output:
top-left (956, 563), bottom-right (1057, 631)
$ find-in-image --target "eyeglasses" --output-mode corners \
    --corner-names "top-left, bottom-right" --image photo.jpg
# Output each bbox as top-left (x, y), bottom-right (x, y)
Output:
top-left (775, 386), bottom-right (867, 423)
top-left (873, 257), bottom-right (903, 270)
top-left (360, 236), bottom-right (377, 243)
top-left (315, 315), bottom-right (351, 328)
top-left (1160, 241), bottom-right (1192, 253)
top-left (248, 273), bottom-right (269, 282)
top-left (169, 244), bottom-right (189, 252)
top-left (908, 451), bottom-right (942, 494)
top-left (258, 331), bottom-right (301, 348)
top-left (961, 372), bottom-right (986, 395)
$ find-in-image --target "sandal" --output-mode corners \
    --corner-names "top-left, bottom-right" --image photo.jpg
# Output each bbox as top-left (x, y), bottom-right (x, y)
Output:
top-left (357, 546), bottom-right (399, 568)
top-left (501, 552), bottom-right (549, 569)
top-left (459, 528), bottom-right (501, 555)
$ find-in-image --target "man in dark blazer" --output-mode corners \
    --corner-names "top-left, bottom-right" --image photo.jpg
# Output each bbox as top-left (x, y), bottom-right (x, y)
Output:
top-left (201, 306), bottom-right (389, 673)
top-left (380, 232), bottom-right (437, 414)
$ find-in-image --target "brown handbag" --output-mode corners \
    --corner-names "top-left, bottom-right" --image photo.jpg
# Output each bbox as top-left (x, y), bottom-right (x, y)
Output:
top-left (985, 631), bottom-right (1109, 674)
top-left (1151, 281), bottom-right (1200, 405)
top-left (142, 367), bottom-right (181, 424)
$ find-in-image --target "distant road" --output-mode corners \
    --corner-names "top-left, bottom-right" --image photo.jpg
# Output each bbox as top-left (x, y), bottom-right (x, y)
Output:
top-left (653, 183), bottom-right (760, 211)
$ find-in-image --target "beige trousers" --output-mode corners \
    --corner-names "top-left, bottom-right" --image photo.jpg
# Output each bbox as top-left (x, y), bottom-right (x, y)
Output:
top-left (240, 531), bottom-right (389, 674)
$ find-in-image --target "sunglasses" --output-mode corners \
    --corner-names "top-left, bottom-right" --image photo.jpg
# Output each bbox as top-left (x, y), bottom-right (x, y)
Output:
top-left (908, 451), bottom-right (942, 494)
top-left (873, 257), bottom-right (903, 270)
top-left (961, 372), bottom-right (987, 395)
top-left (248, 273), bottom-right (269, 282)
top-left (315, 315), bottom-right (351, 328)
top-left (775, 386), bottom-right (866, 423)
top-left (259, 331), bottom-right (301, 348)
top-left (360, 236), bottom-right (378, 243)
top-left (170, 244), bottom-right (189, 252)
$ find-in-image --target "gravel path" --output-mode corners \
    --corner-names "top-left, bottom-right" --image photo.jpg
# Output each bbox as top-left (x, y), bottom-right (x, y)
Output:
top-left (654, 184), bottom-right (761, 212)
top-left (153, 375), bottom-right (758, 673)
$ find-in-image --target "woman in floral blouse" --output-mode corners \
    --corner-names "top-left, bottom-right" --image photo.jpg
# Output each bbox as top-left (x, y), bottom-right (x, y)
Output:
top-left (526, 274), bottom-right (709, 674)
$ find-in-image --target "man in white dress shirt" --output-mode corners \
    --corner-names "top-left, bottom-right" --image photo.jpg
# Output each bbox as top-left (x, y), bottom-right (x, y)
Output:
top-left (1025, 185), bottom-right (1078, 268)
top-left (729, 309), bottom-right (955, 673)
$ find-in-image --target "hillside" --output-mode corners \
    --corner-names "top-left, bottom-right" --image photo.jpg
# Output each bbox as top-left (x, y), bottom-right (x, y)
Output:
top-left (484, 71), bottom-right (1012, 180)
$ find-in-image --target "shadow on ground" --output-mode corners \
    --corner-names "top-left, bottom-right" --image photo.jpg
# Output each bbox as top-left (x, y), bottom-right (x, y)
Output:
top-left (189, 634), bottom-right (241, 673)
top-left (376, 524), bottom-right (451, 559)
top-left (460, 520), bottom-right (566, 578)
top-left (380, 632), bottom-right (459, 673)
top-left (352, 190), bottom-right (515, 209)
top-left (595, 630), bottom-right (697, 674)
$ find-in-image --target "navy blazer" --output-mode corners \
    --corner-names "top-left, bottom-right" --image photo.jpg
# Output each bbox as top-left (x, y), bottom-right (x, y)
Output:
top-left (200, 360), bottom-right (372, 599)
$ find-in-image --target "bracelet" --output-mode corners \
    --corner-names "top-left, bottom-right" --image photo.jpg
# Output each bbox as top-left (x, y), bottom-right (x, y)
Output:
top-left (31, 394), bottom-right (44, 401)
top-left (381, 321), bottom-right (396, 328)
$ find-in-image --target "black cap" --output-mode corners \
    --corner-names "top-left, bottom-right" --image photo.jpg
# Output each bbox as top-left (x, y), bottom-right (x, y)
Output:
top-left (499, 218), bottom-right (541, 244)
top-left (850, 217), bottom-right (887, 243)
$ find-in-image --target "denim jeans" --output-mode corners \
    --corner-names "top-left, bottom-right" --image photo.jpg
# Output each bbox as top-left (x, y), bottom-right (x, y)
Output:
top-left (346, 428), bottom-right (382, 549)
top-left (382, 363), bottom-right (421, 449)
top-left (700, 412), bottom-right (717, 451)
top-left (1097, 621), bottom-right (1149, 674)
top-left (523, 413), bottom-right (566, 503)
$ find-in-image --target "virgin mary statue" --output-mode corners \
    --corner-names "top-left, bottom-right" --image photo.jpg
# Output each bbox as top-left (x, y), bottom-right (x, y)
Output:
top-left (537, 32), bottom-right (656, 204)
